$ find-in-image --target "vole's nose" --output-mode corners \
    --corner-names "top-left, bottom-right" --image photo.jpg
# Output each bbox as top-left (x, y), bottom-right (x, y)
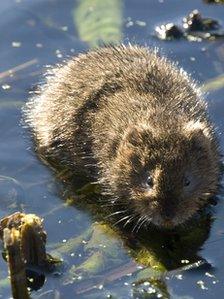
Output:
top-left (161, 206), bottom-right (175, 219)
top-left (160, 198), bottom-right (176, 219)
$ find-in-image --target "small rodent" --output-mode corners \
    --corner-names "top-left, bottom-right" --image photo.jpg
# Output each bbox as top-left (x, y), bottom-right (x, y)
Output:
top-left (24, 45), bottom-right (220, 229)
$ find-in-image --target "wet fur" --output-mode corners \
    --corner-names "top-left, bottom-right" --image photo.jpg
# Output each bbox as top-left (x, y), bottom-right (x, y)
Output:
top-left (24, 45), bottom-right (220, 228)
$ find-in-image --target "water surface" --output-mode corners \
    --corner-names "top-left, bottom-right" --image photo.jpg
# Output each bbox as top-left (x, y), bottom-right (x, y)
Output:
top-left (0, 0), bottom-right (224, 298)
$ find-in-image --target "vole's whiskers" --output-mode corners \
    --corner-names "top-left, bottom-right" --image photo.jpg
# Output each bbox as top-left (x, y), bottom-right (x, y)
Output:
top-left (138, 216), bottom-right (149, 232)
top-left (105, 209), bottom-right (128, 219)
top-left (113, 215), bottom-right (133, 226)
top-left (123, 214), bottom-right (137, 227)
top-left (100, 199), bottom-right (124, 208)
top-left (132, 215), bottom-right (144, 233)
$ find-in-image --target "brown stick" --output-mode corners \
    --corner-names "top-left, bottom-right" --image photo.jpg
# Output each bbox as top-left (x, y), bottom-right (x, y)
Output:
top-left (3, 228), bottom-right (30, 299)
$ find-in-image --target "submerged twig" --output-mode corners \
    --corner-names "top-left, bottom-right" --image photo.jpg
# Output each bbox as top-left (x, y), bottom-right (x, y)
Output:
top-left (75, 260), bottom-right (139, 295)
top-left (201, 74), bottom-right (224, 92)
top-left (0, 59), bottom-right (38, 81)
top-left (74, 0), bottom-right (123, 47)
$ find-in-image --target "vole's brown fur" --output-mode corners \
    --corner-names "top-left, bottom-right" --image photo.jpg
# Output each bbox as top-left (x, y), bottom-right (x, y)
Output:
top-left (25, 45), bottom-right (220, 228)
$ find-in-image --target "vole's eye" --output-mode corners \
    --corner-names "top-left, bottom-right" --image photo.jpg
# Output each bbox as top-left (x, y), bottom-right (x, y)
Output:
top-left (146, 175), bottom-right (153, 188)
top-left (183, 176), bottom-right (191, 187)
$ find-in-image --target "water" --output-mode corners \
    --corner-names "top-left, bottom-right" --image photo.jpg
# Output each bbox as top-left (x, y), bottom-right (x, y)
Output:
top-left (0, 0), bottom-right (224, 298)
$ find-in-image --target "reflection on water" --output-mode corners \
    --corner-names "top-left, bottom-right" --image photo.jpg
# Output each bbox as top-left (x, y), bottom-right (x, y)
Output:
top-left (50, 180), bottom-right (214, 298)
top-left (0, 0), bottom-right (224, 298)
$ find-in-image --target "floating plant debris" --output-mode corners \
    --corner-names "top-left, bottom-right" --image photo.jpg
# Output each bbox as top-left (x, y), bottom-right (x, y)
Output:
top-left (183, 10), bottom-right (220, 32)
top-left (203, 0), bottom-right (224, 3)
top-left (155, 10), bottom-right (224, 41)
top-left (155, 23), bottom-right (184, 40)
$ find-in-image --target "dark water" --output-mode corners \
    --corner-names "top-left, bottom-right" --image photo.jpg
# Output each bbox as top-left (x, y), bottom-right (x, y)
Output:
top-left (0, 0), bottom-right (224, 298)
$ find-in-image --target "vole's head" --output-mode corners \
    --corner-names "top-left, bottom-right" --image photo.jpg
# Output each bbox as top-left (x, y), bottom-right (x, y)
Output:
top-left (110, 121), bottom-right (220, 229)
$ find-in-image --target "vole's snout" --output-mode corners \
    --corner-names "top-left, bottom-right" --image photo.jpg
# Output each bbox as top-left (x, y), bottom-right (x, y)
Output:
top-left (161, 207), bottom-right (175, 221)
top-left (160, 199), bottom-right (177, 220)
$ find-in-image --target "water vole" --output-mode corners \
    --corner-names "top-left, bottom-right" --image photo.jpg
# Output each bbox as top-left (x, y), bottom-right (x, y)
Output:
top-left (24, 45), bottom-right (220, 228)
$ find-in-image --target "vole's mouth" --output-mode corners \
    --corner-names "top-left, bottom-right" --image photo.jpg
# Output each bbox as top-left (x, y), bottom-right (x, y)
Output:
top-left (149, 213), bottom-right (182, 229)
top-left (161, 219), bottom-right (175, 228)
top-left (152, 209), bottom-right (199, 229)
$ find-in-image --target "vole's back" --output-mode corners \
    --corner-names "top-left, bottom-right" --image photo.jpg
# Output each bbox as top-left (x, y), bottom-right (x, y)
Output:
top-left (25, 45), bottom-right (206, 178)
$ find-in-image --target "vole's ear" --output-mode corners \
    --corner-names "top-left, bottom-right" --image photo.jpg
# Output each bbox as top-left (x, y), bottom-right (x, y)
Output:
top-left (123, 125), bottom-right (153, 147)
top-left (184, 121), bottom-right (212, 151)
